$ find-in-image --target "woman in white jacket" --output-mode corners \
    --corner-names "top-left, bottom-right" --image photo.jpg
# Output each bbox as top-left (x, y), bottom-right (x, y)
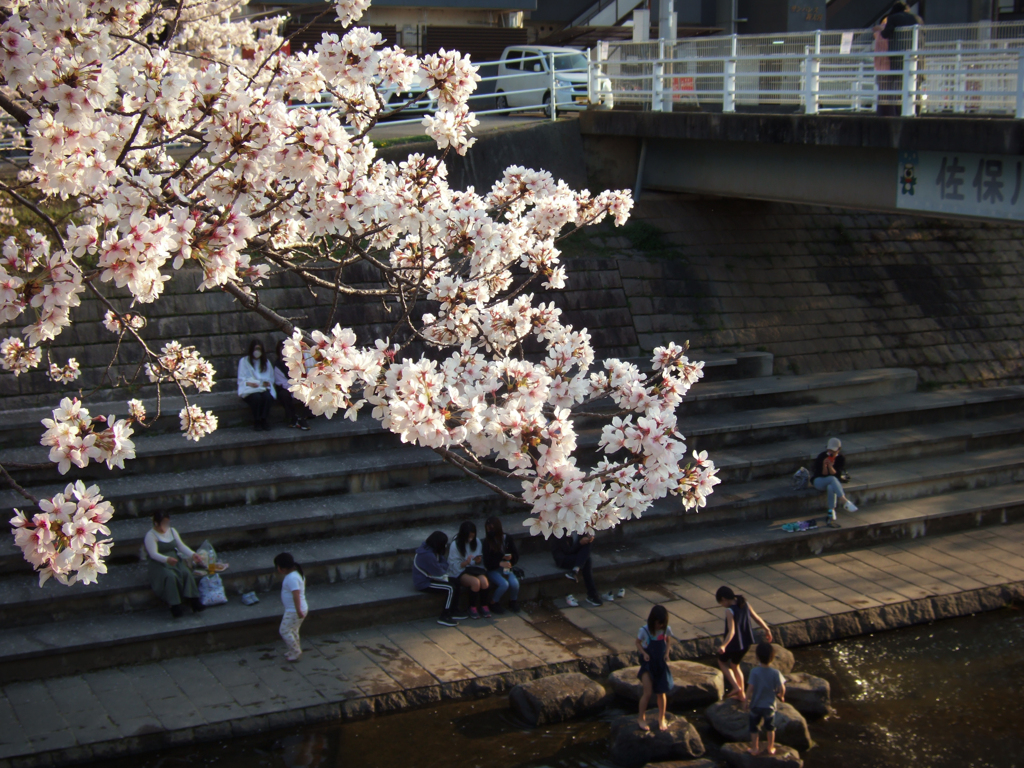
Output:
top-left (238, 339), bottom-right (276, 431)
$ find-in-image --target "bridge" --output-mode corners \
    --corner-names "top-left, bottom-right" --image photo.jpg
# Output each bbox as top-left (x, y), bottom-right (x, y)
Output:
top-left (579, 21), bottom-right (1024, 223)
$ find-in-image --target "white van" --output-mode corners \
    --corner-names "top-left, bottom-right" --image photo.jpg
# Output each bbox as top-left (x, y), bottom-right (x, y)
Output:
top-left (494, 45), bottom-right (613, 116)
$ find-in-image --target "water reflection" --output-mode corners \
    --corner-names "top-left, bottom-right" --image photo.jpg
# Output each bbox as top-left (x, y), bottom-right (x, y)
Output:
top-left (94, 607), bottom-right (1024, 768)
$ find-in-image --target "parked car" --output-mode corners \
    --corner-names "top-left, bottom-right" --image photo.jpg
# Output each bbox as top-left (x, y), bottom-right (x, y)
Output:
top-left (494, 45), bottom-right (613, 116)
top-left (379, 74), bottom-right (438, 118)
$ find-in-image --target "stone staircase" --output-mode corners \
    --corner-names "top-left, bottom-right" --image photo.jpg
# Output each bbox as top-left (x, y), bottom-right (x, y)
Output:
top-left (2, 351), bottom-right (1024, 683)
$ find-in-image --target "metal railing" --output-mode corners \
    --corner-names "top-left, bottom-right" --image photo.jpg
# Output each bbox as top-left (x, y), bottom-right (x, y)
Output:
top-left (588, 21), bottom-right (1024, 117)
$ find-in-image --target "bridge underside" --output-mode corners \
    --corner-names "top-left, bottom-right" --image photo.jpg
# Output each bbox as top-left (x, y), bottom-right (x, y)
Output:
top-left (579, 111), bottom-right (1024, 223)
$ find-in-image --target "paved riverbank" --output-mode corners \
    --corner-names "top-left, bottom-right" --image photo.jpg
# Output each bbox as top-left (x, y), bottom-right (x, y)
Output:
top-left (3, 522), bottom-right (1024, 768)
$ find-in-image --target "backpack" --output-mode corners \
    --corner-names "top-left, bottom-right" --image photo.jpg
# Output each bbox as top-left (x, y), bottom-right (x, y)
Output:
top-left (791, 467), bottom-right (811, 491)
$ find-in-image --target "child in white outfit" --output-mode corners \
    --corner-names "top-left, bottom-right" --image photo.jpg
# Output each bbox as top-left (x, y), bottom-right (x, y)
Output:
top-left (274, 552), bottom-right (307, 662)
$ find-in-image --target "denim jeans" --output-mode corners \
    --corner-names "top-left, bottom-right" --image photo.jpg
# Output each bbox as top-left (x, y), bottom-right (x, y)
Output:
top-left (813, 475), bottom-right (844, 510)
top-left (488, 569), bottom-right (520, 603)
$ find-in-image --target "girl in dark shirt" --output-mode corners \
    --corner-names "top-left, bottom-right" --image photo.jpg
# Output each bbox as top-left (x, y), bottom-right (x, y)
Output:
top-left (482, 516), bottom-right (520, 614)
top-left (716, 586), bottom-right (773, 704)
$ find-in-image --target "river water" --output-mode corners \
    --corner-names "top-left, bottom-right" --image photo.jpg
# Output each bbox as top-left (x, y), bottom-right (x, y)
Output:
top-left (98, 606), bottom-right (1024, 768)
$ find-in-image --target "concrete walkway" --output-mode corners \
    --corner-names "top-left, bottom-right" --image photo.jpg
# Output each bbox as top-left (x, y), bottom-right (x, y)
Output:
top-left (4, 523), bottom-right (1024, 767)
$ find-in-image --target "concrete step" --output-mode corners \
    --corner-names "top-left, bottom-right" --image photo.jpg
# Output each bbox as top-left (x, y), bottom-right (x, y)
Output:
top-left (0, 479), bottom-right (512, 575)
top-left (2, 479), bottom-right (1021, 682)
top-left (0, 350), bottom-right (775, 450)
top-left (0, 413), bottom-right (397, 484)
top-left (682, 385), bottom-right (1024, 452)
top-left (4, 442), bottom-right (1021, 627)
top-left (710, 412), bottom-right (1024, 483)
top-left (0, 446), bottom-right (464, 519)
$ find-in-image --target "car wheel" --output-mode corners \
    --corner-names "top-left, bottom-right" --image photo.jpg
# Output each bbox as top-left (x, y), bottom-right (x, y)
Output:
top-left (543, 92), bottom-right (555, 118)
top-left (495, 93), bottom-right (509, 111)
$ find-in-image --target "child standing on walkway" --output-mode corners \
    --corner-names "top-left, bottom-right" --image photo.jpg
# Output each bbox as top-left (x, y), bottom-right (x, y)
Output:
top-left (746, 641), bottom-right (787, 756)
top-left (636, 604), bottom-right (674, 732)
top-left (275, 553), bottom-right (307, 662)
top-left (715, 586), bottom-right (772, 704)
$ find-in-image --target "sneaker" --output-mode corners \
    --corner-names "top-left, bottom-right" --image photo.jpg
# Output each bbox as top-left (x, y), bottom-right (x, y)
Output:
top-left (585, 595), bottom-right (603, 606)
top-left (565, 595), bottom-right (580, 607)
top-left (827, 509), bottom-right (836, 521)
top-left (469, 607), bottom-right (480, 619)
top-left (508, 600), bottom-right (520, 614)
top-left (481, 605), bottom-right (492, 618)
top-left (451, 611), bottom-right (469, 621)
top-left (827, 519), bottom-right (842, 529)
top-left (297, 420), bottom-right (310, 431)
top-left (437, 614), bottom-right (458, 627)
top-left (285, 654), bottom-right (302, 662)
top-left (603, 592), bottom-right (616, 603)
top-left (615, 588), bottom-right (626, 599)
top-left (565, 571), bottom-right (579, 582)
top-left (844, 499), bottom-right (858, 513)
top-left (489, 603), bottom-right (505, 615)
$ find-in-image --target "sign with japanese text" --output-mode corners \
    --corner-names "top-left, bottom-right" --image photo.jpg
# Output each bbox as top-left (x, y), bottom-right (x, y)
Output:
top-left (788, 2), bottom-right (825, 32)
top-left (896, 150), bottom-right (1024, 221)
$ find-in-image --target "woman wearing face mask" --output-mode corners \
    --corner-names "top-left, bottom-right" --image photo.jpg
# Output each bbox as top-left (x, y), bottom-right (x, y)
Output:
top-left (238, 339), bottom-right (276, 431)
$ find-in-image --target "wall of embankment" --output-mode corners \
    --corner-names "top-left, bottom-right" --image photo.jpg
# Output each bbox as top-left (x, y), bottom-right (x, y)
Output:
top-left (1, 118), bottom-right (1021, 412)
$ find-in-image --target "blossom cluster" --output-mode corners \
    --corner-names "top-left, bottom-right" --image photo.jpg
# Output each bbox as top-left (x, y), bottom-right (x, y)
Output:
top-left (10, 481), bottom-right (113, 586)
top-left (47, 358), bottom-right (80, 384)
top-left (40, 397), bottom-right (136, 475)
top-left (145, 341), bottom-right (214, 393)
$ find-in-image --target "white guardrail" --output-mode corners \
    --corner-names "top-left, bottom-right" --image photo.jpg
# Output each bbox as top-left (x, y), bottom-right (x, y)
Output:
top-left (590, 21), bottom-right (1024, 117)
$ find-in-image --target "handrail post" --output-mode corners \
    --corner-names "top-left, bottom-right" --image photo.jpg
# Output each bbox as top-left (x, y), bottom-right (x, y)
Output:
top-left (803, 47), bottom-right (819, 115)
top-left (955, 39), bottom-right (965, 114)
top-left (724, 33), bottom-right (737, 113)
top-left (902, 25), bottom-right (920, 117)
top-left (653, 39), bottom-right (665, 111)
top-left (588, 46), bottom-right (596, 106)
top-left (549, 52), bottom-right (557, 121)
top-left (1017, 49), bottom-right (1024, 119)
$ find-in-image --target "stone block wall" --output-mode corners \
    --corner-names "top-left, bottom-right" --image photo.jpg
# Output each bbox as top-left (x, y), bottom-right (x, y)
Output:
top-left (0, 258), bottom-right (637, 411)
top-left (600, 194), bottom-right (1024, 387)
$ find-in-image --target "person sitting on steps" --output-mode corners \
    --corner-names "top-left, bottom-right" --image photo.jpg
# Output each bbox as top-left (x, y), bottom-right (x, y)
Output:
top-left (482, 516), bottom-right (520, 614)
top-left (237, 339), bottom-right (275, 431)
top-left (273, 339), bottom-right (309, 431)
top-left (413, 531), bottom-right (468, 627)
top-left (552, 529), bottom-right (603, 606)
top-left (447, 521), bottom-right (491, 619)
top-left (144, 512), bottom-right (205, 618)
top-left (812, 437), bottom-right (857, 528)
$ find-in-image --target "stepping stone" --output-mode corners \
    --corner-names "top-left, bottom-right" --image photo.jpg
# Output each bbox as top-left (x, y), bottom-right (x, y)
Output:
top-left (642, 760), bottom-right (717, 768)
top-left (705, 699), bottom-right (812, 751)
top-left (721, 743), bottom-right (803, 768)
top-left (508, 672), bottom-right (609, 726)
top-left (608, 712), bottom-right (705, 768)
top-left (740, 644), bottom-right (795, 676)
top-left (784, 672), bottom-right (831, 717)
top-left (609, 661), bottom-right (725, 707)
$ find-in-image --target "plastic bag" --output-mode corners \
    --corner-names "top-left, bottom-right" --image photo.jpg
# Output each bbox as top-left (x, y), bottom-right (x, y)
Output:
top-left (198, 573), bottom-right (228, 606)
top-left (791, 467), bottom-right (810, 491)
top-left (195, 540), bottom-right (217, 571)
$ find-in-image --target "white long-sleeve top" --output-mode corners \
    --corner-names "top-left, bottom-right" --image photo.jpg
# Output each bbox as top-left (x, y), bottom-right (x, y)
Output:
top-left (237, 356), bottom-right (276, 399)
top-left (447, 538), bottom-right (483, 577)
top-left (144, 527), bottom-right (195, 565)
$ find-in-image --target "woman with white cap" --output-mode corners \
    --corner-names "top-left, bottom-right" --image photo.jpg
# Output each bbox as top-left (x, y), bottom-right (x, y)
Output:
top-left (811, 437), bottom-right (857, 527)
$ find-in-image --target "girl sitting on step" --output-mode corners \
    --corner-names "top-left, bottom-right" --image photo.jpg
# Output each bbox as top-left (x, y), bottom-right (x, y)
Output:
top-left (414, 532), bottom-right (467, 627)
top-left (447, 521), bottom-right (491, 619)
top-left (482, 517), bottom-right (520, 614)
top-left (716, 586), bottom-right (773, 704)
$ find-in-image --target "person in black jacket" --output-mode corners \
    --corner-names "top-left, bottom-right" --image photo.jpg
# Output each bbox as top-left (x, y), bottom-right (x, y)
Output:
top-left (553, 531), bottom-right (603, 606)
top-left (482, 516), bottom-right (520, 614)
top-left (880, 2), bottom-right (923, 116)
top-left (811, 437), bottom-right (858, 527)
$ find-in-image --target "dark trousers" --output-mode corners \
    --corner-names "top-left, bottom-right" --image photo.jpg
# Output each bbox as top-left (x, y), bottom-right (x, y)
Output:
top-left (275, 384), bottom-right (308, 424)
top-left (244, 391), bottom-right (273, 426)
top-left (554, 544), bottom-right (598, 599)
top-left (420, 581), bottom-right (461, 617)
